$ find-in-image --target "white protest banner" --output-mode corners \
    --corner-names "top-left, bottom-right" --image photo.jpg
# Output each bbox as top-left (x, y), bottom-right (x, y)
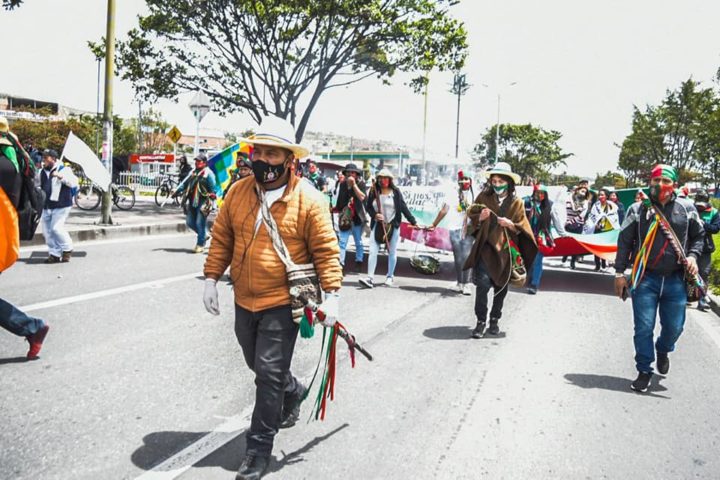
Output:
top-left (60, 131), bottom-right (112, 190)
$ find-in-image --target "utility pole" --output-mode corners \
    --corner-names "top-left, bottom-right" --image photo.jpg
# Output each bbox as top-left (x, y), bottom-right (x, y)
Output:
top-left (100, 0), bottom-right (115, 225)
top-left (449, 73), bottom-right (471, 160)
top-left (482, 82), bottom-right (517, 167)
top-left (95, 57), bottom-right (101, 155)
top-left (495, 93), bottom-right (500, 165)
top-left (421, 74), bottom-right (429, 178)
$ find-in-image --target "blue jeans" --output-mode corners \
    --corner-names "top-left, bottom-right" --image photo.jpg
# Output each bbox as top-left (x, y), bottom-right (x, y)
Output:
top-left (529, 252), bottom-right (544, 288)
top-left (185, 205), bottom-right (208, 247)
top-left (449, 229), bottom-right (473, 284)
top-left (41, 207), bottom-right (72, 257)
top-left (631, 271), bottom-right (687, 373)
top-left (338, 223), bottom-right (364, 265)
top-left (0, 298), bottom-right (45, 337)
top-left (368, 227), bottom-right (400, 279)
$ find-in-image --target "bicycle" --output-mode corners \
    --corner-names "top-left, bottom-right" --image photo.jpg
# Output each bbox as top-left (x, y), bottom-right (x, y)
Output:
top-left (154, 173), bottom-right (181, 207)
top-left (74, 179), bottom-right (136, 211)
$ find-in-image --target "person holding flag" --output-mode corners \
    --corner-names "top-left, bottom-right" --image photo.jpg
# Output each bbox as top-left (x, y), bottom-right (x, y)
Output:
top-left (223, 151), bottom-right (253, 197)
top-left (177, 154), bottom-right (217, 253)
top-left (614, 164), bottom-right (705, 393)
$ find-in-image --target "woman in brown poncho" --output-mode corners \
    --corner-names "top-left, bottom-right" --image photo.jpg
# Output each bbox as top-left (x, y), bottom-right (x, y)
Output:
top-left (464, 162), bottom-right (537, 338)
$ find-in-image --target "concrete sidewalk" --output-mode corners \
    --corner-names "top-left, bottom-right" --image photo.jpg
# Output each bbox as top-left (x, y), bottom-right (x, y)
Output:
top-left (21, 196), bottom-right (193, 246)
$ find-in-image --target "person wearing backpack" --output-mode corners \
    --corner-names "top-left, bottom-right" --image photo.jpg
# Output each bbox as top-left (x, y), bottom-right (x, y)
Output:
top-left (0, 147), bottom-right (50, 360)
top-left (40, 149), bottom-right (79, 263)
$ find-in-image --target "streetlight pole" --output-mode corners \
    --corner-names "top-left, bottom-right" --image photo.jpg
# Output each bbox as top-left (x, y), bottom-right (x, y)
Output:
top-left (188, 91), bottom-right (210, 157)
top-left (482, 82), bottom-right (517, 166)
top-left (100, 0), bottom-right (116, 225)
top-left (449, 73), bottom-right (471, 160)
top-left (495, 93), bottom-right (500, 165)
top-left (95, 57), bottom-right (101, 155)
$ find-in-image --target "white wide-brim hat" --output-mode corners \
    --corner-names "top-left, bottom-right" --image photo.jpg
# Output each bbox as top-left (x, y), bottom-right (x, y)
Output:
top-left (484, 161), bottom-right (521, 184)
top-left (239, 115), bottom-right (309, 159)
top-left (376, 168), bottom-right (394, 179)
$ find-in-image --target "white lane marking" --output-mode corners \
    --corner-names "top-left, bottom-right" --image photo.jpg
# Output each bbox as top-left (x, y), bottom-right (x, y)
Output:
top-left (134, 406), bottom-right (254, 480)
top-left (19, 232), bottom-right (193, 253)
top-left (19, 272), bottom-right (202, 312)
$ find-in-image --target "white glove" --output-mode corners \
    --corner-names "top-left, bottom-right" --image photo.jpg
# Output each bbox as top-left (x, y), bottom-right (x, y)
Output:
top-left (203, 278), bottom-right (220, 315)
top-left (321, 291), bottom-right (340, 327)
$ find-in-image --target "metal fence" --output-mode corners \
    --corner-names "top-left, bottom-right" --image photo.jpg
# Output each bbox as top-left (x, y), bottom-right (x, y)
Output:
top-left (117, 172), bottom-right (164, 193)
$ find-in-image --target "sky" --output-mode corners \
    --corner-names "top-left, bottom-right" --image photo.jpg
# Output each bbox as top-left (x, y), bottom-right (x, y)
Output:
top-left (2, 0), bottom-right (719, 178)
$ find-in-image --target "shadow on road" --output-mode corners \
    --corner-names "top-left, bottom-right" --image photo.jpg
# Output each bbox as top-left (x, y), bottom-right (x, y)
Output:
top-left (17, 250), bottom-right (88, 264)
top-left (535, 267), bottom-right (616, 297)
top-left (423, 325), bottom-right (507, 340)
top-left (0, 356), bottom-right (30, 365)
top-left (131, 431), bottom-right (208, 470)
top-left (131, 423), bottom-right (349, 475)
top-left (564, 373), bottom-right (670, 399)
top-left (151, 247), bottom-right (196, 254)
top-left (399, 285), bottom-right (458, 298)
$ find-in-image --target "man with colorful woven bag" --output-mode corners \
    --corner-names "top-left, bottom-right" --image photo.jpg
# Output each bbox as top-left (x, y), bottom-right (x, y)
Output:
top-left (614, 164), bottom-right (705, 393)
top-left (203, 116), bottom-right (341, 480)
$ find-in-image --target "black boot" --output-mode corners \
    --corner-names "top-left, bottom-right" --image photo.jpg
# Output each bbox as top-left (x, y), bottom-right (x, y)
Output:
top-left (236, 454), bottom-right (270, 480)
top-left (656, 352), bottom-right (670, 375)
top-left (570, 256), bottom-right (576, 270)
top-left (280, 384), bottom-right (307, 429)
top-left (487, 318), bottom-right (500, 335)
top-left (471, 321), bottom-right (486, 339)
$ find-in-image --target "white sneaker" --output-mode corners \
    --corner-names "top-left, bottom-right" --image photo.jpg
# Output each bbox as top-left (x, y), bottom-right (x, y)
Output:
top-left (383, 277), bottom-right (394, 287)
top-left (454, 282), bottom-right (463, 293)
top-left (359, 277), bottom-right (374, 289)
top-left (462, 283), bottom-right (473, 296)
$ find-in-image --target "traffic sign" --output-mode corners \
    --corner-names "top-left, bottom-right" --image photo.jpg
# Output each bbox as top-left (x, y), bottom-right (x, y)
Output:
top-left (167, 126), bottom-right (182, 144)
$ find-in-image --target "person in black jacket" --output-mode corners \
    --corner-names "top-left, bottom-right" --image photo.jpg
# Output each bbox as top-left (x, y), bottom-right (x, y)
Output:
top-left (335, 163), bottom-right (367, 271)
top-left (614, 164), bottom-right (704, 393)
top-left (359, 169), bottom-right (417, 288)
top-left (694, 189), bottom-right (720, 311)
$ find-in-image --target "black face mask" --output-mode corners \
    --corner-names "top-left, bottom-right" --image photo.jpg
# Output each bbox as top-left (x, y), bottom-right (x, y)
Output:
top-left (252, 160), bottom-right (288, 184)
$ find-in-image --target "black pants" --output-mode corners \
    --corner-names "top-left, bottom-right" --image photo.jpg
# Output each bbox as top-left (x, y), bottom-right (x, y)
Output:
top-left (698, 252), bottom-right (712, 285)
top-left (234, 304), bottom-right (303, 456)
top-left (473, 260), bottom-right (509, 323)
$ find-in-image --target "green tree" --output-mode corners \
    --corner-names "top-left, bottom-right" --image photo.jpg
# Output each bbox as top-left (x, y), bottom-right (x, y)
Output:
top-left (473, 123), bottom-right (572, 184)
top-left (116, 0), bottom-right (468, 141)
top-left (10, 114), bottom-right (138, 157)
top-left (617, 78), bottom-right (718, 184)
top-left (592, 170), bottom-right (626, 190)
top-left (2, 0), bottom-right (23, 10)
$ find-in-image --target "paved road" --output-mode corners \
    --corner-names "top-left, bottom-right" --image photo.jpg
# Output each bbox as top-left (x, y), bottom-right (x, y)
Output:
top-left (2, 234), bottom-right (720, 479)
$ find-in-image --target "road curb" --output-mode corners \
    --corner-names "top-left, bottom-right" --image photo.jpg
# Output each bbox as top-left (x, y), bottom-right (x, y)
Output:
top-left (20, 221), bottom-right (194, 247)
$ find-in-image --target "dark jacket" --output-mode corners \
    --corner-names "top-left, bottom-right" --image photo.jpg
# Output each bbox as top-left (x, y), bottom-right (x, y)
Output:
top-left (365, 185), bottom-right (417, 229)
top-left (336, 179), bottom-right (367, 224)
top-left (40, 166), bottom-right (75, 209)
top-left (615, 197), bottom-right (705, 276)
top-left (698, 206), bottom-right (720, 254)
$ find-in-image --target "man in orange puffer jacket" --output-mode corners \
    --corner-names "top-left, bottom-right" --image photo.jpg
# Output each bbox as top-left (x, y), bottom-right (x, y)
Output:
top-left (203, 118), bottom-right (342, 480)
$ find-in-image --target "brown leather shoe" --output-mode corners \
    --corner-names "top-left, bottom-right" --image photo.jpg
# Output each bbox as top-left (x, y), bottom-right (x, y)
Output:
top-left (61, 251), bottom-right (73, 262)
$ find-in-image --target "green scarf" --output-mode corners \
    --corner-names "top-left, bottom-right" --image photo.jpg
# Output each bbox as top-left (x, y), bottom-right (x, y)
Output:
top-left (701, 207), bottom-right (717, 223)
top-left (0, 144), bottom-right (18, 172)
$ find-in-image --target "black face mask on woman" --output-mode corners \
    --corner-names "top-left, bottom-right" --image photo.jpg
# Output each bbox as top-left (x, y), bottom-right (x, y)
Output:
top-left (252, 159), bottom-right (288, 184)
